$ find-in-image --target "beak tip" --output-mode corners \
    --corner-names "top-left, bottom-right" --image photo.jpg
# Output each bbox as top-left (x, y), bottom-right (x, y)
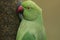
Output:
top-left (17, 6), bottom-right (23, 13)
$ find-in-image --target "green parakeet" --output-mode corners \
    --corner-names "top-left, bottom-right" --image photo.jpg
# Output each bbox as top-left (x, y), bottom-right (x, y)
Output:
top-left (16, 0), bottom-right (47, 40)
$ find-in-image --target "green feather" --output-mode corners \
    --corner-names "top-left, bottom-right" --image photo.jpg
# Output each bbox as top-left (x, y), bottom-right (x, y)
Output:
top-left (22, 32), bottom-right (36, 40)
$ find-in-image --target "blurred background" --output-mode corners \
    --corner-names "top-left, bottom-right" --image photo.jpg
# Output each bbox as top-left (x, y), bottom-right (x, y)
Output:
top-left (30, 0), bottom-right (60, 40)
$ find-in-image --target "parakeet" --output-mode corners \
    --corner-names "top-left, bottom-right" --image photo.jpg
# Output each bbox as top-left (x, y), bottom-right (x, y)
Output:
top-left (16, 0), bottom-right (47, 40)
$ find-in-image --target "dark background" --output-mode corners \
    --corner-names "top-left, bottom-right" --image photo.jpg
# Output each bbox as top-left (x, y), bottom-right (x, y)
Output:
top-left (0, 0), bottom-right (19, 40)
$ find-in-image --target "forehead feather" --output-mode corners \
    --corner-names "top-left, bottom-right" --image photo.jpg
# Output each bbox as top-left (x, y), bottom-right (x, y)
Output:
top-left (22, 1), bottom-right (36, 7)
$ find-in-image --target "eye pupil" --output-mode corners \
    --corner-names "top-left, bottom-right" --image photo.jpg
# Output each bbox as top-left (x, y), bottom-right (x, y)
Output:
top-left (27, 7), bottom-right (30, 9)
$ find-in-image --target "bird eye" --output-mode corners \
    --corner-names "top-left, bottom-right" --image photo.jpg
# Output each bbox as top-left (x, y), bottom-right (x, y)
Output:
top-left (27, 7), bottom-right (30, 9)
top-left (24, 6), bottom-right (32, 10)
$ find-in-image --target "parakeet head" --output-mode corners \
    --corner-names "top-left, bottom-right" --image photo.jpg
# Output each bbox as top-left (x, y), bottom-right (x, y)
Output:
top-left (22, 0), bottom-right (42, 21)
top-left (17, 0), bottom-right (42, 21)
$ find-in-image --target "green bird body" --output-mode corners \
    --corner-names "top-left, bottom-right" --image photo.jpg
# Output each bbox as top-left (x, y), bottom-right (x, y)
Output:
top-left (16, 0), bottom-right (47, 40)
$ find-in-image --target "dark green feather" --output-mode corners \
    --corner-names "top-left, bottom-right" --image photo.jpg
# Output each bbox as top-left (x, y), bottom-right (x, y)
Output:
top-left (22, 32), bottom-right (36, 40)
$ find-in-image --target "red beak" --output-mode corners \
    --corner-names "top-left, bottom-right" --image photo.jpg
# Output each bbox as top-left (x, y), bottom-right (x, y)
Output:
top-left (17, 6), bottom-right (23, 13)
